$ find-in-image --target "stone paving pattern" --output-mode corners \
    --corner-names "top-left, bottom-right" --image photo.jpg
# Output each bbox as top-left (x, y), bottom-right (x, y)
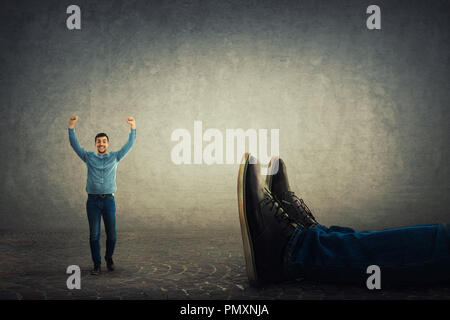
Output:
top-left (1, 228), bottom-right (450, 300)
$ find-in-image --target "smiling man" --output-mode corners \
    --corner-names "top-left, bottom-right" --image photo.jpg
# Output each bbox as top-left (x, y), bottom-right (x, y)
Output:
top-left (68, 116), bottom-right (136, 275)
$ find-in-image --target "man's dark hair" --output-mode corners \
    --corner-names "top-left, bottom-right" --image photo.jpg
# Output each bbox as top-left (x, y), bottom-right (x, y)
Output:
top-left (95, 133), bottom-right (109, 142)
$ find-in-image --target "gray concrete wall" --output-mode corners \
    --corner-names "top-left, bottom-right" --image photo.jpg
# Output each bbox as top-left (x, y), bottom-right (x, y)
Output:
top-left (0, 0), bottom-right (449, 231)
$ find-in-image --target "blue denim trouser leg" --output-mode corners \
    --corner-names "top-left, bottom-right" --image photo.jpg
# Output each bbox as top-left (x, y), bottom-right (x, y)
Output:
top-left (284, 223), bottom-right (450, 285)
top-left (86, 195), bottom-right (117, 266)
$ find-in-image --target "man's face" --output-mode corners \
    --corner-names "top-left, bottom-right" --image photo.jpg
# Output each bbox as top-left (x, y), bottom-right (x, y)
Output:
top-left (95, 136), bottom-right (109, 154)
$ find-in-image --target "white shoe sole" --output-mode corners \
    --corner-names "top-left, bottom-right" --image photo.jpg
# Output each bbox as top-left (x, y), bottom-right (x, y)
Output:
top-left (237, 152), bottom-right (259, 286)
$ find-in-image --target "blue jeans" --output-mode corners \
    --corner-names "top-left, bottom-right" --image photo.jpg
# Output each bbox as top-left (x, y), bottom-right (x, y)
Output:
top-left (86, 195), bottom-right (117, 266)
top-left (284, 223), bottom-right (450, 286)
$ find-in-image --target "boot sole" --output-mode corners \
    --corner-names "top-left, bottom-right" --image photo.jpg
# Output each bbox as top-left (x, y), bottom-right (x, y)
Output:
top-left (237, 152), bottom-right (259, 286)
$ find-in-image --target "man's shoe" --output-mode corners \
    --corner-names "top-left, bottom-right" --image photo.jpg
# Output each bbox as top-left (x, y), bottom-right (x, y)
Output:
top-left (266, 157), bottom-right (317, 228)
top-left (105, 257), bottom-right (115, 271)
top-left (91, 265), bottom-right (101, 275)
top-left (237, 153), bottom-right (297, 286)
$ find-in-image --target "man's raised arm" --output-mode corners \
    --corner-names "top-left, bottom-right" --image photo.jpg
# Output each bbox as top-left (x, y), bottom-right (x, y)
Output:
top-left (116, 117), bottom-right (136, 161)
top-left (68, 116), bottom-right (87, 162)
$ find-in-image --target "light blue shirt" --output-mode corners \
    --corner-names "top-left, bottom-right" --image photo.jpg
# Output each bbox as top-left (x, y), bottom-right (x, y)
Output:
top-left (68, 128), bottom-right (136, 194)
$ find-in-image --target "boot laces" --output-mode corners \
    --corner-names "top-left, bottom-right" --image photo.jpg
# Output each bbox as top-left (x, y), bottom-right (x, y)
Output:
top-left (260, 187), bottom-right (296, 225)
top-left (284, 191), bottom-right (317, 222)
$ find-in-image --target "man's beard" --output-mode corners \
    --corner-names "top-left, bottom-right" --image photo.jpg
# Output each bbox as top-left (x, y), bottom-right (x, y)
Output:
top-left (97, 148), bottom-right (106, 154)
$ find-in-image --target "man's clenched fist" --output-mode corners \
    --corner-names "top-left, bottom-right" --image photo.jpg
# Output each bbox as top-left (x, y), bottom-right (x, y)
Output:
top-left (126, 117), bottom-right (136, 129)
top-left (69, 116), bottom-right (78, 129)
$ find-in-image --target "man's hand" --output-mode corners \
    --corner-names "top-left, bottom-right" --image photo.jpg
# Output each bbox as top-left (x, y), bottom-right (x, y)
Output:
top-left (69, 116), bottom-right (78, 129)
top-left (126, 117), bottom-right (136, 129)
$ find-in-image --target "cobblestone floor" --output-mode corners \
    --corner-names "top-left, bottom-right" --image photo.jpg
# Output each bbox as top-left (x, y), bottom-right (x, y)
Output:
top-left (1, 228), bottom-right (449, 300)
